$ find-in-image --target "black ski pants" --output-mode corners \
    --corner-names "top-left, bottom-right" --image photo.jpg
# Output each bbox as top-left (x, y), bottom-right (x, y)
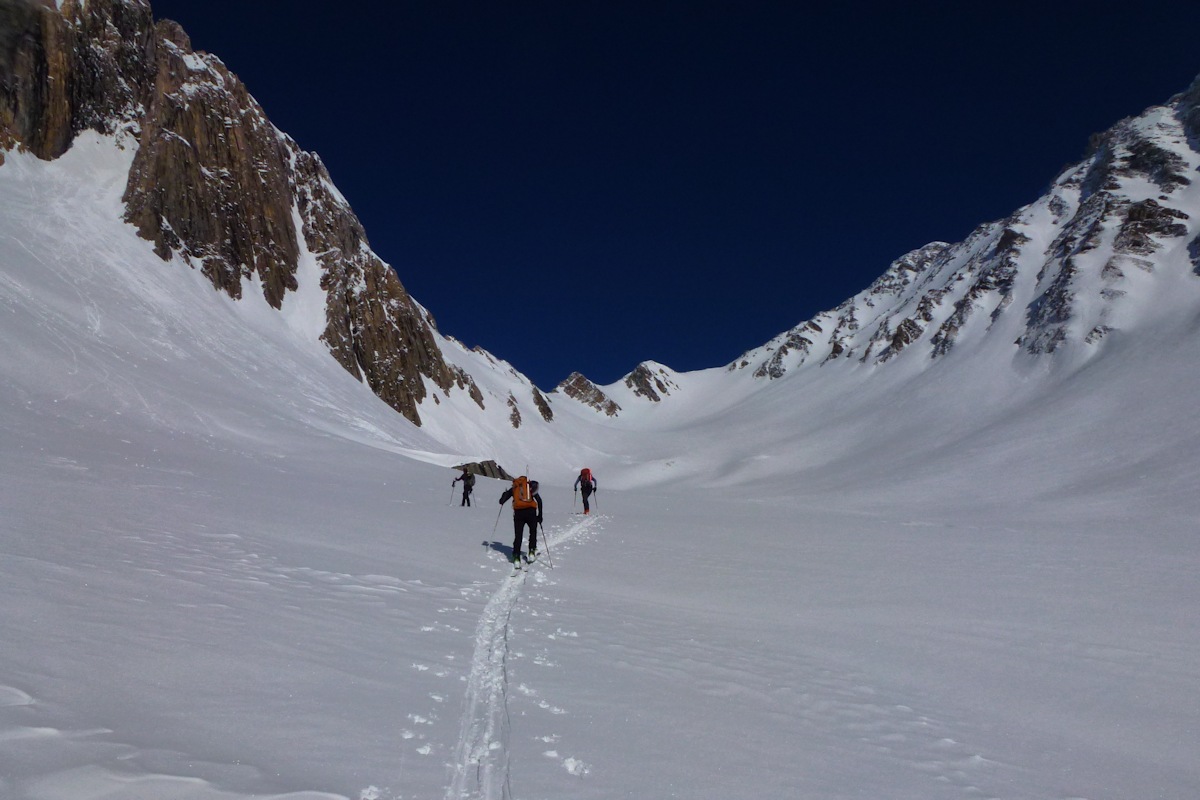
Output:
top-left (512, 506), bottom-right (539, 556)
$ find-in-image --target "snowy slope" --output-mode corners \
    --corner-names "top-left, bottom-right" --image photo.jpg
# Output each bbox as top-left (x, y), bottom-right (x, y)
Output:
top-left (545, 82), bottom-right (1200, 507)
top-left (2, 91), bottom-right (1200, 800)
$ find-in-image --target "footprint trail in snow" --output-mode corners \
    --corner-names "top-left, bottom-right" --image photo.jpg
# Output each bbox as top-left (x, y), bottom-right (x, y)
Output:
top-left (443, 514), bottom-right (599, 800)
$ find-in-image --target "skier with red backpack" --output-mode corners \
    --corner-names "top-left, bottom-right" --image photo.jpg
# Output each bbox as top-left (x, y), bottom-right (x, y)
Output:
top-left (499, 476), bottom-right (543, 566)
top-left (574, 468), bottom-right (597, 515)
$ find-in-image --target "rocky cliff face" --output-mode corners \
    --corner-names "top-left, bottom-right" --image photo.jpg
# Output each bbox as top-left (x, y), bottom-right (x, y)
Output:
top-left (0, 0), bottom-right (469, 425)
top-left (732, 76), bottom-right (1200, 379)
top-left (0, 0), bottom-right (153, 161)
top-left (289, 147), bottom-right (465, 421)
top-left (122, 19), bottom-right (300, 308)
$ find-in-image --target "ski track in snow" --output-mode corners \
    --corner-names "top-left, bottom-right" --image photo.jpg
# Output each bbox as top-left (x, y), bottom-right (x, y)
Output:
top-left (443, 514), bottom-right (600, 800)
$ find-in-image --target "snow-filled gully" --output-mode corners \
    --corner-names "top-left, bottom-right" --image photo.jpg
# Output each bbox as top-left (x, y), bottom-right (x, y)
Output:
top-left (444, 515), bottom-right (597, 800)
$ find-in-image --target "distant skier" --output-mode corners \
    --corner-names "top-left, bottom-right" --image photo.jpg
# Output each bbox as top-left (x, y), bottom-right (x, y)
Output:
top-left (574, 467), bottom-right (597, 515)
top-left (499, 476), bottom-right (543, 564)
top-left (453, 467), bottom-right (475, 507)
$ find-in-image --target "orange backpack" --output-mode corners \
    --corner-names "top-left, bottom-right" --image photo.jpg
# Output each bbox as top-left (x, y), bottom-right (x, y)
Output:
top-left (512, 476), bottom-right (538, 509)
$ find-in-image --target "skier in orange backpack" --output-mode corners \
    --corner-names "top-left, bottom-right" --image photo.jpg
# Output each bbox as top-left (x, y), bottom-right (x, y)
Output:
top-left (499, 476), bottom-right (543, 565)
top-left (574, 468), bottom-right (597, 515)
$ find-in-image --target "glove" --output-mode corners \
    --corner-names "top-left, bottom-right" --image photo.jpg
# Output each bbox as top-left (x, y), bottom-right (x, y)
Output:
top-left (537, 515), bottom-right (543, 524)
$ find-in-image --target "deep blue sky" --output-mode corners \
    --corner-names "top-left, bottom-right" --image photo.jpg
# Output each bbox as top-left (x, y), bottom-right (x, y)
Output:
top-left (149, 1), bottom-right (1200, 390)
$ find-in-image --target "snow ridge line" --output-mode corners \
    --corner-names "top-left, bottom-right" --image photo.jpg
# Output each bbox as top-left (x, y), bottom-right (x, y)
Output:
top-left (443, 514), bottom-right (600, 800)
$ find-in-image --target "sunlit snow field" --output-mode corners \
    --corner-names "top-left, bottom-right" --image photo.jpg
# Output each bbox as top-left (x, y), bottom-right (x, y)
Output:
top-left (2, 138), bottom-right (1198, 799)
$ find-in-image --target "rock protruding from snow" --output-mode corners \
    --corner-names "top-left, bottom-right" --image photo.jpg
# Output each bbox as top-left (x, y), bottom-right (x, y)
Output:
top-left (531, 386), bottom-right (554, 421)
top-left (623, 362), bottom-right (679, 402)
top-left (289, 148), bottom-right (456, 424)
top-left (1018, 101), bottom-right (1198, 354)
top-left (555, 372), bottom-right (621, 416)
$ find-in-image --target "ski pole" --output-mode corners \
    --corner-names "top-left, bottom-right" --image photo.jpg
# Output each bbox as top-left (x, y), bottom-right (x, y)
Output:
top-left (573, 490), bottom-right (577, 510)
top-left (493, 503), bottom-right (504, 533)
top-left (540, 523), bottom-right (553, 569)
top-left (449, 483), bottom-right (455, 505)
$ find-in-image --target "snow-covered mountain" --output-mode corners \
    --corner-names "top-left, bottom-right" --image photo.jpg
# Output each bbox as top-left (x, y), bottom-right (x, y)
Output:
top-left (3, 3), bottom-right (1200, 799)
top-left (727, 82), bottom-right (1200, 380)
top-left (7, 0), bottom-right (1200, 491)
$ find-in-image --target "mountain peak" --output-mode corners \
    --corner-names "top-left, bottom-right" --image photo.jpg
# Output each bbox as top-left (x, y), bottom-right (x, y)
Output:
top-left (555, 372), bottom-right (621, 416)
top-left (623, 361), bottom-right (680, 402)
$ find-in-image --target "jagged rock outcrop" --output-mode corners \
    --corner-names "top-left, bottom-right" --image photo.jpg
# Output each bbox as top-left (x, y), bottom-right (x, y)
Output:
top-left (531, 387), bottom-right (554, 422)
top-left (1112, 199), bottom-right (1189, 257)
top-left (448, 365), bottom-right (485, 409)
top-left (0, 0), bottom-right (457, 425)
top-left (556, 372), bottom-right (620, 416)
top-left (732, 242), bottom-right (952, 377)
top-left (507, 393), bottom-right (522, 428)
top-left (748, 323), bottom-right (818, 379)
top-left (1018, 99), bottom-right (1198, 355)
top-left (290, 148), bottom-right (455, 421)
top-left (502, 387), bottom-right (553, 428)
top-left (856, 241), bottom-right (955, 363)
top-left (624, 362), bottom-right (678, 401)
top-left (929, 225), bottom-right (1026, 357)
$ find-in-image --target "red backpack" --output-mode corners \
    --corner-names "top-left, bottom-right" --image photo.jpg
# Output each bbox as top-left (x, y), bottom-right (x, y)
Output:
top-left (512, 476), bottom-right (538, 509)
top-left (579, 468), bottom-right (593, 487)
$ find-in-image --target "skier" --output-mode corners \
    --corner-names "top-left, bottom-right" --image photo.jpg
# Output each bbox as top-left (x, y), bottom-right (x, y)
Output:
top-left (452, 467), bottom-right (475, 507)
top-left (574, 467), bottom-right (597, 515)
top-left (499, 476), bottom-right (543, 565)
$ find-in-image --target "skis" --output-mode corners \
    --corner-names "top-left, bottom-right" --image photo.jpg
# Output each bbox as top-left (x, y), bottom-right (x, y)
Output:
top-left (509, 553), bottom-right (536, 575)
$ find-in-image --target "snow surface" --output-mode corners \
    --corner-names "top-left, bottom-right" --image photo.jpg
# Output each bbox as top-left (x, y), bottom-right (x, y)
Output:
top-left (2, 134), bottom-right (1199, 799)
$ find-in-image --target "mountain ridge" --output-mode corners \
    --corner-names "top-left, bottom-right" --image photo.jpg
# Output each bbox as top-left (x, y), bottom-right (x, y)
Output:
top-left (4, 0), bottom-right (1200, 454)
top-left (721, 78), bottom-right (1200, 389)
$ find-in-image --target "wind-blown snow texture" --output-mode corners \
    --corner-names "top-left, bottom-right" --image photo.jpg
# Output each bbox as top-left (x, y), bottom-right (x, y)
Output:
top-left (3, 85), bottom-right (1200, 800)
